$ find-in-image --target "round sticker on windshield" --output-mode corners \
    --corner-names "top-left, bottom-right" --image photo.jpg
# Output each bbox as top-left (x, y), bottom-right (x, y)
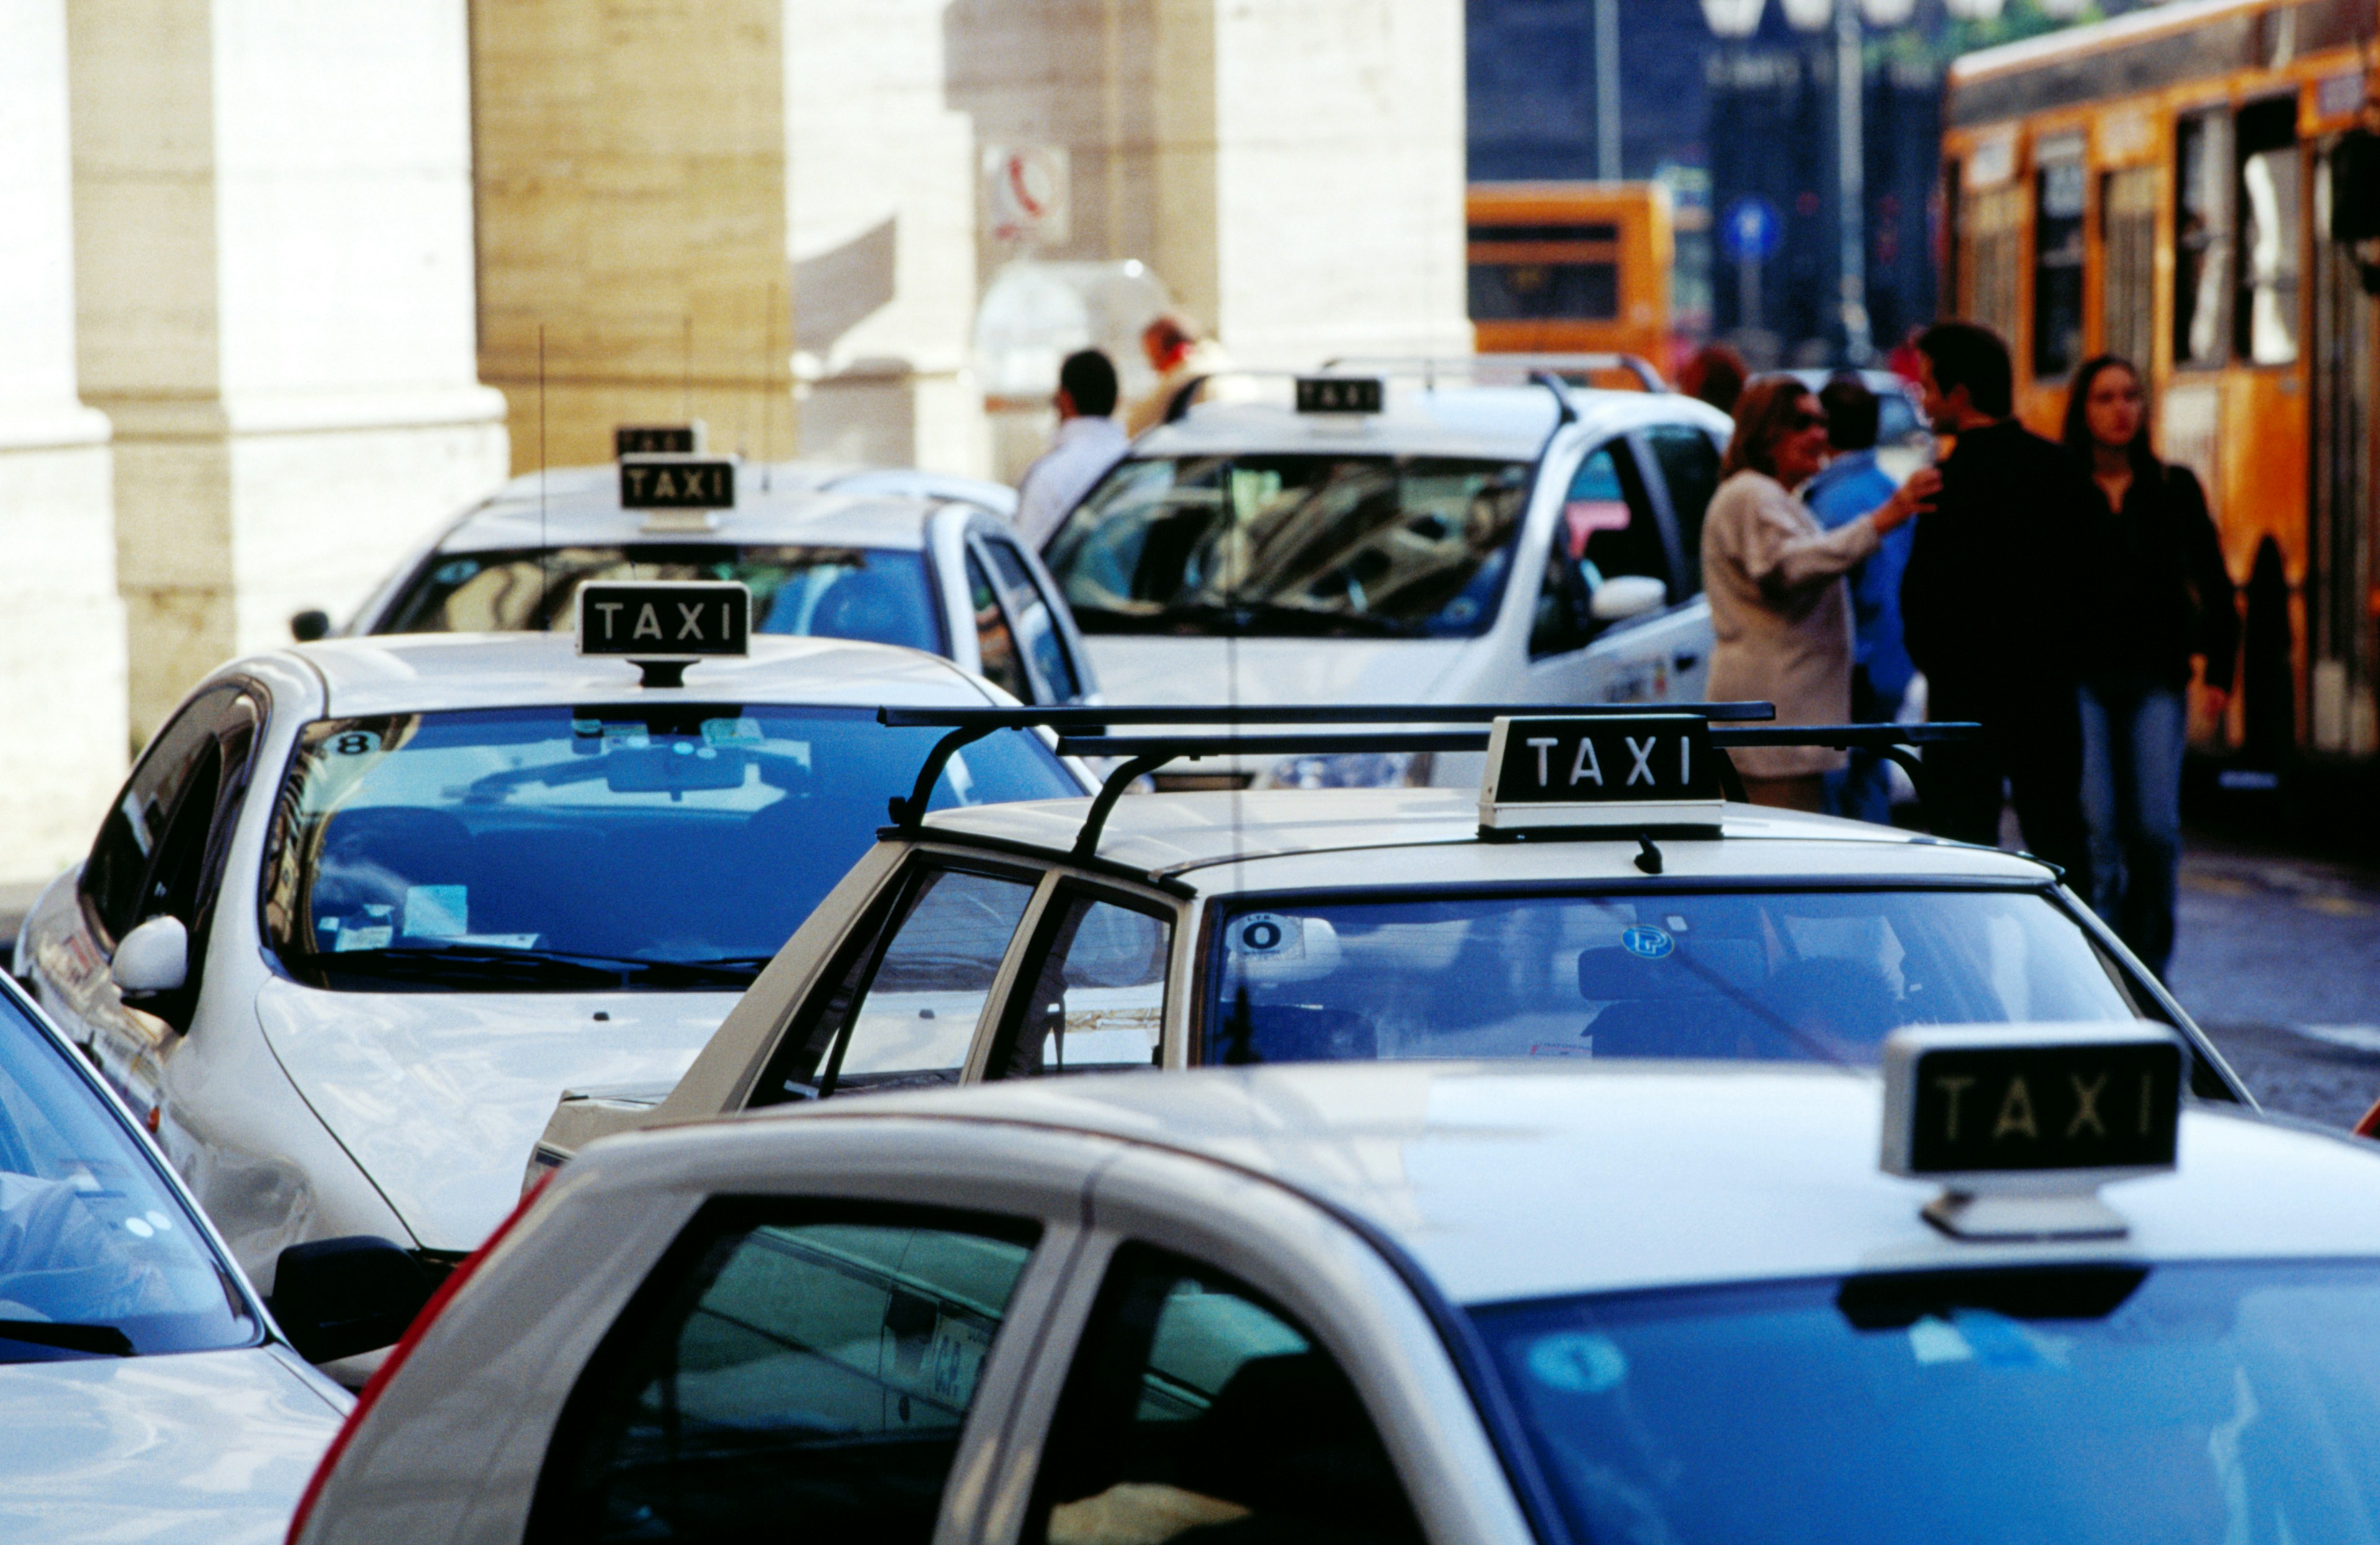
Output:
top-left (1227, 913), bottom-right (1304, 960)
top-left (1528, 1332), bottom-right (1628, 1394)
top-left (1621, 924), bottom-right (1674, 960)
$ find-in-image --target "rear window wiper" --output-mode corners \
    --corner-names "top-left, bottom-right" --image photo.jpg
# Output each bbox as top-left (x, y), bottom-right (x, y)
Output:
top-left (0, 1319), bottom-right (134, 1357)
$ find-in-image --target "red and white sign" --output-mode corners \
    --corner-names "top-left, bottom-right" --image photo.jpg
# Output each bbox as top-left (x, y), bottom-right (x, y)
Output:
top-left (985, 144), bottom-right (1070, 247)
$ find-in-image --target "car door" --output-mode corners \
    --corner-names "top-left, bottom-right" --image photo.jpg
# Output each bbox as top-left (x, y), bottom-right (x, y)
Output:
top-left (974, 524), bottom-right (1100, 704)
top-left (1522, 435), bottom-right (1702, 706)
top-left (1633, 419), bottom-right (1727, 699)
top-left (976, 883), bottom-right (1176, 1081)
top-left (35, 684), bottom-right (263, 1104)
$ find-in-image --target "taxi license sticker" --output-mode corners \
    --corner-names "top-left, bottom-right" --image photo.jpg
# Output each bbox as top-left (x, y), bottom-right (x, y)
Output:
top-left (329, 730), bottom-right (381, 757)
top-left (702, 717), bottom-right (765, 746)
top-left (1227, 913), bottom-right (1304, 960)
top-left (1621, 924), bottom-right (1674, 960)
top-left (1527, 1332), bottom-right (1628, 1394)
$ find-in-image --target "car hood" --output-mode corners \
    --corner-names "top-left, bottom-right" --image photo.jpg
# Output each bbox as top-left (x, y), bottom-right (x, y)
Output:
top-left (1080, 634), bottom-right (1476, 709)
top-left (256, 979), bottom-right (734, 1254)
top-left (0, 1347), bottom-right (343, 1544)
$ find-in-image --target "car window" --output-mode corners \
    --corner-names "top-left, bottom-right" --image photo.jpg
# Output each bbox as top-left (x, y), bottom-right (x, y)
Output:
top-left (980, 536), bottom-right (1083, 702)
top-left (1641, 423), bottom-right (1721, 591)
top-left (1531, 440), bottom-right (1667, 660)
top-left (992, 893), bottom-right (1172, 1079)
top-left (531, 1203), bottom-right (1038, 1545)
top-left (0, 985), bottom-right (257, 1358)
top-left (81, 686), bottom-right (253, 946)
top-left (1204, 888), bottom-right (2141, 1068)
top-left (968, 552), bottom-right (1034, 702)
top-left (819, 867), bottom-right (1040, 1095)
top-left (1024, 1243), bottom-right (1423, 1545)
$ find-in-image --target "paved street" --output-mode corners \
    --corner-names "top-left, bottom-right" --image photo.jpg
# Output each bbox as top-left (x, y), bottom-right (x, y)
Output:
top-left (2170, 836), bottom-right (2380, 1130)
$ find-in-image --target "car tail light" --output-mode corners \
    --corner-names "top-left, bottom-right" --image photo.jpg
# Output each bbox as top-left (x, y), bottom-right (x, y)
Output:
top-left (285, 1174), bottom-right (553, 1544)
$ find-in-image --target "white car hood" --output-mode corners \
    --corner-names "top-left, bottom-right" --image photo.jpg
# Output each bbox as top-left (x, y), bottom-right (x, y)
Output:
top-left (0, 1347), bottom-right (343, 1544)
top-left (257, 979), bottom-right (734, 1254)
top-left (1082, 634), bottom-right (1475, 709)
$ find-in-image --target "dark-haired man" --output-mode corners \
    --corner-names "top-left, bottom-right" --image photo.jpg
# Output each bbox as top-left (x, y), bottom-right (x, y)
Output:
top-left (1016, 348), bottom-right (1128, 547)
top-left (1901, 321), bottom-right (2092, 886)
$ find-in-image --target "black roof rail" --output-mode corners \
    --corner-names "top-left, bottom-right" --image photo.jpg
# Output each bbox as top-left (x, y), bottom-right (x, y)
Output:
top-left (1321, 353), bottom-right (1670, 393)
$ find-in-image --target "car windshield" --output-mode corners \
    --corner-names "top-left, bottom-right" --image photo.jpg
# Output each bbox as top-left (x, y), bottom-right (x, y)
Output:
top-left (1043, 454), bottom-right (1534, 639)
top-left (1475, 1261), bottom-right (2380, 1545)
top-left (0, 988), bottom-right (254, 1360)
top-left (1203, 888), bottom-right (2141, 1066)
top-left (377, 545), bottom-right (946, 657)
top-left (262, 705), bottom-right (1075, 991)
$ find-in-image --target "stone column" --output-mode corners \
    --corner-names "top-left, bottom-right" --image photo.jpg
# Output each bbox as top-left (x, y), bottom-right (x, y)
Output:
top-left (70, 0), bottom-right (511, 738)
top-left (2, 0), bottom-right (126, 881)
top-left (785, 0), bottom-right (985, 475)
top-left (473, 0), bottom-right (796, 475)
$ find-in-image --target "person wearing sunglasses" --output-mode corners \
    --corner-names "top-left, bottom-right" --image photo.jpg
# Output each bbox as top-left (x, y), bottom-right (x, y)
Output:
top-left (1702, 376), bottom-right (1938, 812)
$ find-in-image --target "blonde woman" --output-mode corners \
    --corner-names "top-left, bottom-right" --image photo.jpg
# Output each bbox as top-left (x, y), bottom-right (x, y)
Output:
top-left (1702, 377), bottom-right (1939, 811)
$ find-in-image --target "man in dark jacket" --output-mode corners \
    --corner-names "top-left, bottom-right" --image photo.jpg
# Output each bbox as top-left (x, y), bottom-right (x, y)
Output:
top-left (1900, 321), bottom-right (2092, 887)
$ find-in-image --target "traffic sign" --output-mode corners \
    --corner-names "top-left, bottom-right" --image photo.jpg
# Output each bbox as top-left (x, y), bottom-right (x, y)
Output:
top-left (986, 144), bottom-right (1071, 246)
top-left (1719, 196), bottom-right (1783, 262)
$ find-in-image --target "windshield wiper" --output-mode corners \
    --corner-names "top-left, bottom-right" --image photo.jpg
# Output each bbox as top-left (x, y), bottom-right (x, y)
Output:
top-left (0, 1319), bottom-right (134, 1357)
top-left (1147, 599), bottom-right (1423, 639)
top-left (302, 945), bottom-right (765, 989)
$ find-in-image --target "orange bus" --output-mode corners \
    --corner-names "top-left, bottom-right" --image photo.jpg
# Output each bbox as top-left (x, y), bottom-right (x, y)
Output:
top-left (1467, 182), bottom-right (1673, 377)
top-left (1941, 0), bottom-right (2376, 761)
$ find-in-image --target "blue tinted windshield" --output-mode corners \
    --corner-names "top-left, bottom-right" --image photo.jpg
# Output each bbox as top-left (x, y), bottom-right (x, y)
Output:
top-left (263, 706), bottom-right (1075, 991)
top-left (1476, 1262), bottom-right (2380, 1545)
top-left (0, 987), bottom-right (253, 1359)
top-left (1203, 888), bottom-right (2136, 1066)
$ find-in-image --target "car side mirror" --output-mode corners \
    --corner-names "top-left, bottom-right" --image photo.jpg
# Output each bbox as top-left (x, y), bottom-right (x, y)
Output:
top-left (269, 1236), bottom-right (435, 1365)
top-left (289, 609), bottom-right (332, 642)
top-left (111, 916), bottom-right (188, 998)
top-left (1589, 573), bottom-right (1667, 622)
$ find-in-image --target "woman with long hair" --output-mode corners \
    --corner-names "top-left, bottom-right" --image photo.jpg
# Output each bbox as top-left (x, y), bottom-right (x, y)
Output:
top-left (2062, 354), bottom-right (2237, 977)
top-left (1703, 377), bottom-right (1937, 811)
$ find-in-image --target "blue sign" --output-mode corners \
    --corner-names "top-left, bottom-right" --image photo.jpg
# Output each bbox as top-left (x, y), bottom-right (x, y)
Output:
top-left (1621, 925), bottom-right (1675, 960)
top-left (1719, 197), bottom-right (1783, 262)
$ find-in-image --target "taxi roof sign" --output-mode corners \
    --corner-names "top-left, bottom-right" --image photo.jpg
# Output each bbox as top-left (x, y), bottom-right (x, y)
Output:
top-left (1479, 714), bottom-right (1722, 834)
top-left (577, 580), bottom-right (751, 687)
top-left (615, 423), bottom-right (704, 457)
top-left (619, 455), bottom-right (735, 511)
top-left (1295, 376), bottom-right (1384, 415)
top-left (1881, 1024), bottom-right (2186, 1241)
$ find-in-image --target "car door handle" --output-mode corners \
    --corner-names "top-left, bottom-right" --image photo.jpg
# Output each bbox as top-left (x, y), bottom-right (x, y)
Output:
top-left (1672, 651), bottom-right (1701, 671)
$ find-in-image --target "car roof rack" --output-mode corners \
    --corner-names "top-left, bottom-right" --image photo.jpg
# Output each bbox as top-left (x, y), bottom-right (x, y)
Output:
top-left (1320, 353), bottom-right (1669, 393)
top-left (878, 704), bottom-right (1984, 865)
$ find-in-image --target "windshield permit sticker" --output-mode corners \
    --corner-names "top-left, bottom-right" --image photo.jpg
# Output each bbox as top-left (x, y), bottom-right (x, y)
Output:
top-left (1227, 913), bottom-right (1304, 960)
top-left (330, 730), bottom-right (381, 757)
top-left (1527, 1332), bottom-right (1628, 1394)
top-left (403, 885), bottom-right (469, 938)
top-left (1621, 924), bottom-right (1674, 960)
top-left (702, 717), bottom-right (765, 746)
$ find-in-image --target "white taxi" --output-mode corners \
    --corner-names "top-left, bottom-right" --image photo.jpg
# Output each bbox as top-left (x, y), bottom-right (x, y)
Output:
top-left (291, 1030), bottom-right (2380, 1544)
top-left (529, 706), bottom-right (2250, 1173)
top-left (12, 614), bottom-right (1088, 1315)
top-left (314, 456), bottom-right (1099, 707)
top-left (1037, 360), bottom-right (1734, 787)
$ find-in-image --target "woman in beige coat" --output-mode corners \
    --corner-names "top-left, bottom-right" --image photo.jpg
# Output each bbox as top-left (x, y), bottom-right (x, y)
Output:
top-left (1703, 377), bottom-right (1937, 811)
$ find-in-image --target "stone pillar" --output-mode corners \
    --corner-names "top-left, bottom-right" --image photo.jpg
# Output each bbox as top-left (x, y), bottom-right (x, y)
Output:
top-left (474, 0), bottom-right (796, 475)
top-left (786, 0), bottom-right (986, 475)
top-left (69, 0), bottom-right (510, 738)
top-left (2, 0), bottom-right (126, 882)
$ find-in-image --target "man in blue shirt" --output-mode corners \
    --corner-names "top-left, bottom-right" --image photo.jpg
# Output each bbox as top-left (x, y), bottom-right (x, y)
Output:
top-left (1804, 374), bottom-right (1917, 825)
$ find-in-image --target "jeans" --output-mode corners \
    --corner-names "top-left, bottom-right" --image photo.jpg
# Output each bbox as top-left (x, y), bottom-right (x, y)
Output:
top-left (2078, 675), bottom-right (2186, 978)
top-left (1924, 675), bottom-right (2093, 896)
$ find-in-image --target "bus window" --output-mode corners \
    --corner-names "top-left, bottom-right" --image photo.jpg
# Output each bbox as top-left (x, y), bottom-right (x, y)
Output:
top-left (1962, 184), bottom-right (2024, 347)
top-left (2100, 167), bottom-right (2157, 371)
top-left (2176, 110), bottom-right (2232, 366)
top-left (2032, 152), bottom-right (2087, 379)
top-left (2236, 97), bottom-right (2301, 366)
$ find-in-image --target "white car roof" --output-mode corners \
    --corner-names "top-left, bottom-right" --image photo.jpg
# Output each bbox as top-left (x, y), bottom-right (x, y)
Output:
top-left (915, 786), bottom-right (2060, 889)
top-left (433, 463), bottom-right (1013, 556)
top-left (1131, 383), bottom-right (1730, 464)
top-left (726, 1061), bottom-right (2380, 1306)
top-left (280, 632), bottom-right (1005, 719)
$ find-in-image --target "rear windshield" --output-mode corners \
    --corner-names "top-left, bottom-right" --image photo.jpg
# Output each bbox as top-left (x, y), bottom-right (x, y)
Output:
top-left (262, 705), bottom-right (1075, 992)
top-left (1044, 454), bottom-right (1533, 639)
top-left (1202, 887), bottom-right (2143, 1067)
top-left (0, 988), bottom-right (254, 1360)
top-left (377, 544), bottom-right (946, 657)
top-left (1476, 1261), bottom-right (2380, 1545)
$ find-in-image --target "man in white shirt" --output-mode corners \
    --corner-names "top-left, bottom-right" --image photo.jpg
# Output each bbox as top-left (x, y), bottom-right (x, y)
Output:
top-left (1015, 349), bottom-right (1129, 548)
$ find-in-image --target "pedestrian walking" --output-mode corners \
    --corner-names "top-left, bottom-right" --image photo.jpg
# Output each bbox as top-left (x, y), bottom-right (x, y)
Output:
top-left (1703, 377), bottom-right (1937, 812)
top-left (1805, 373), bottom-right (1917, 825)
top-left (1900, 320), bottom-right (2096, 883)
top-left (2064, 353), bottom-right (2237, 977)
top-left (1015, 349), bottom-right (1129, 548)
top-left (1124, 314), bottom-right (1233, 435)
